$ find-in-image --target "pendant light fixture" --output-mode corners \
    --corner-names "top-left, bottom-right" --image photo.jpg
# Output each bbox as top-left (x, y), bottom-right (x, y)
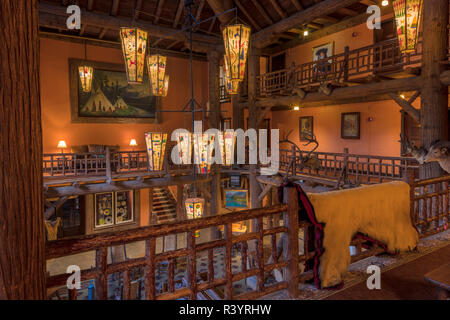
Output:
top-left (147, 54), bottom-right (168, 96)
top-left (222, 23), bottom-right (251, 82)
top-left (78, 41), bottom-right (93, 93)
top-left (393, 0), bottom-right (423, 53)
top-left (120, 27), bottom-right (148, 84)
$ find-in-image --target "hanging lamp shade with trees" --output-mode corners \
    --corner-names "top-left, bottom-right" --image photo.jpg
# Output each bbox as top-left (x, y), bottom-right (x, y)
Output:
top-left (78, 66), bottom-right (94, 92)
top-left (223, 57), bottom-right (239, 95)
top-left (218, 131), bottom-right (236, 166)
top-left (162, 75), bottom-right (170, 97)
top-left (393, 0), bottom-right (423, 53)
top-left (193, 133), bottom-right (215, 174)
top-left (222, 24), bottom-right (251, 82)
top-left (144, 132), bottom-right (168, 171)
top-left (120, 27), bottom-right (148, 84)
top-left (174, 131), bottom-right (192, 165)
top-left (147, 54), bottom-right (167, 96)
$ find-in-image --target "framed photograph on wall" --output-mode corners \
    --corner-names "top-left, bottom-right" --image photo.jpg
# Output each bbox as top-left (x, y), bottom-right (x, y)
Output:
top-left (312, 41), bottom-right (334, 74)
top-left (299, 116), bottom-right (313, 141)
top-left (224, 189), bottom-right (249, 209)
top-left (341, 112), bottom-right (361, 139)
top-left (69, 59), bottom-right (161, 124)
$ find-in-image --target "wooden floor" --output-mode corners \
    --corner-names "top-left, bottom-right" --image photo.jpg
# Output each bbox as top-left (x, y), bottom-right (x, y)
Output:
top-left (325, 244), bottom-right (450, 300)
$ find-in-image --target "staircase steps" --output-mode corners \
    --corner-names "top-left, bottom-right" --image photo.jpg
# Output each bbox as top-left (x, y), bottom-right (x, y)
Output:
top-left (152, 187), bottom-right (177, 224)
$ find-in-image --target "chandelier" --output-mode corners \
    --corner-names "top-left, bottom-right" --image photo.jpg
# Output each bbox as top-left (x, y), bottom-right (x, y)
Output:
top-left (185, 197), bottom-right (204, 238)
top-left (120, 27), bottom-right (148, 84)
top-left (222, 24), bottom-right (251, 82)
top-left (78, 66), bottom-right (93, 93)
top-left (144, 133), bottom-right (168, 171)
top-left (393, 0), bottom-right (423, 53)
top-left (147, 54), bottom-right (168, 96)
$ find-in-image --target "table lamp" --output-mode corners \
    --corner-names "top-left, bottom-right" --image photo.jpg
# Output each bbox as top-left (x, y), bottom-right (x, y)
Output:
top-left (57, 140), bottom-right (67, 154)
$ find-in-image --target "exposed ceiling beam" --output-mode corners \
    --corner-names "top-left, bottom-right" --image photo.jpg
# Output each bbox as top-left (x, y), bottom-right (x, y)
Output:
top-left (166, 40), bottom-right (180, 50)
top-left (269, 0), bottom-right (287, 19)
top-left (290, 0), bottom-right (304, 11)
top-left (134, 0), bottom-right (143, 20)
top-left (39, 2), bottom-right (220, 45)
top-left (195, 0), bottom-right (206, 22)
top-left (233, 0), bottom-right (261, 31)
top-left (206, 0), bottom-right (235, 26)
top-left (250, 0), bottom-right (274, 25)
top-left (173, 0), bottom-right (184, 28)
top-left (337, 7), bottom-right (359, 17)
top-left (111, 0), bottom-right (120, 16)
top-left (99, 28), bottom-right (108, 39)
top-left (264, 4), bottom-right (391, 54)
top-left (252, 0), bottom-right (364, 48)
top-left (360, 0), bottom-right (377, 5)
top-left (154, 0), bottom-right (165, 24)
top-left (208, 17), bottom-right (217, 33)
top-left (87, 0), bottom-right (95, 11)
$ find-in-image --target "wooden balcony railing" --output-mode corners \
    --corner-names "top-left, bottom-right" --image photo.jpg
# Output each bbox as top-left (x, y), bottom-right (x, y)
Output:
top-left (46, 172), bottom-right (449, 300)
top-left (46, 188), bottom-right (301, 300)
top-left (280, 147), bottom-right (419, 185)
top-left (43, 148), bottom-right (192, 181)
top-left (258, 38), bottom-right (422, 97)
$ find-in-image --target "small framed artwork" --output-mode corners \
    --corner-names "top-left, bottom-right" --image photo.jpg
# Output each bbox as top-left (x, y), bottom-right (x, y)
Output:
top-left (115, 190), bottom-right (134, 224)
top-left (313, 41), bottom-right (334, 74)
top-left (95, 192), bottom-right (114, 228)
top-left (224, 189), bottom-right (249, 209)
top-left (341, 112), bottom-right (361, 139)
top-left (299, 116), bottom-right (313, 141)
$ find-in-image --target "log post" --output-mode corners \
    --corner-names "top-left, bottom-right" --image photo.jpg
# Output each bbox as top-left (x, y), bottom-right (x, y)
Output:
top-left (404, 169), bottom-right (416, 226)
top-left (95, 247), bottom-right (108, 300)
top-left (248, 47), bottom-right (263, 240)
top-left (0, 0), bottom-right (46, 299)
top-left (420, 0), bottom-right (449, 179)
top-left (176, 184), bottom-right (184, 220)
top-left (284, 187), bottom-right (299, 298)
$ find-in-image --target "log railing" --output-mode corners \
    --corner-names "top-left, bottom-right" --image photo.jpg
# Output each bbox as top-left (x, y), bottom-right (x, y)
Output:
top-left (46, 188), bottom-right (301, 300)
top-left (43, 148), bottom-right (192, 180)
top-left (258, 38), bottom-right (422, 97)
top-left (408, 173), bottom-right (450, 237)
top-left (280, 148), bottom-right (419, 185)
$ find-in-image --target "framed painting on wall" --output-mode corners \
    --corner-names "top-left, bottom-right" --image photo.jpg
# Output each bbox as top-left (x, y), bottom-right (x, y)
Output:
top-left (224, 189), bottom-right (249, 209)
top-left (312, 42), bottom-right (334, 74)
top-left (115, 190), bottom-right (134, 224)
top-left (299, 116), bottom-right (313, 141)
top-left (69, 59), bottom-right (161, 124)
top-left (341, 112), bottom-right (361, 139)
top-left (94, 192), bottom-right (114, 228)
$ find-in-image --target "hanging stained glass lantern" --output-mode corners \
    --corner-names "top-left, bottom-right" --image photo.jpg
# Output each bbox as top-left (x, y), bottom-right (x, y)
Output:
top-left (162, 75), bottom-right (170, 97)
top-left (147, 54), bottom-right (167, 96)
top-left (223, 56), bottom-right (239, 95)
top-left (193, 132), bottom-right (215, 174)
top-left (174, 131), bottom-right (192, 165)
top-left (78, 66), bottom-right (93, 93)
top-left (218, 131), bottom-right (236, 166)
top-left (185, 197), bottom-right (204, 238)
top-left (144, 132), bottom-right (168, 171)
top-left (222, 24), bottom-right (251, 82)
top-left (393, 0), bottom-right (423, 53)
top-left (120, 27), bottom-right (148, 84)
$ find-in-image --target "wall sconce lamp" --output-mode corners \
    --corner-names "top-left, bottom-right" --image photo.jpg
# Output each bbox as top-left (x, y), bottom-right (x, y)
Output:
top-left (293, 106), bottom-right (300, 111)
top-left (57, 140), bottom-right (67, 154)
top-left (382, 0), bottom-right (389, 7)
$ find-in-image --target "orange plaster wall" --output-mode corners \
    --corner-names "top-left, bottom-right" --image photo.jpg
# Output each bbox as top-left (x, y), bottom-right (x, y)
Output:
top-left (40, 38), bottom-right (209, 154)
top-left (272, 100), bottom-right (405, 157)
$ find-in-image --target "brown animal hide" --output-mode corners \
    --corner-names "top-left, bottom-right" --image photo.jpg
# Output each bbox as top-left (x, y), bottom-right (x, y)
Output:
top-left (307, 182), bottom-right (418, 288)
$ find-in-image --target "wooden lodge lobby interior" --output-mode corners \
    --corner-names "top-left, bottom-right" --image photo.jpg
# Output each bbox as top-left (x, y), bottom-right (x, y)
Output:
top-left (0, 0), bottom-right (449, 301)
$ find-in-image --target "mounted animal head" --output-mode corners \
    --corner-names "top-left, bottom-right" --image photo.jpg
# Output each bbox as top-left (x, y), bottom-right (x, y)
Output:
top-left (424, 141), bottom-right (450, 163)
top-left (399, 134), bottom-right (427, 164)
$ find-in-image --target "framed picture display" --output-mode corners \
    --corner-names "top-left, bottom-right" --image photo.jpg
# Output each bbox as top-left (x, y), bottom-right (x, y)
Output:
top-left (312, 42), bottom-right (334, 74)
top-left (94, 190), bottom-right (135, 228)
top-left (115, 191), bottom-right (134, 224)
top-left (95, 192), bottom-right (114, 228)
top-left (299, 116), bottom-right (313, 141)
top-left (224, 189), bottom-right (249, 209)
top-left (341, 112), bottom-right (361, 139)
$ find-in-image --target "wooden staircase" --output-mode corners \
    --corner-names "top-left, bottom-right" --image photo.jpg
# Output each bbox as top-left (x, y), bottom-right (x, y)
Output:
top-left (152, 187), bottom-right (177, 224)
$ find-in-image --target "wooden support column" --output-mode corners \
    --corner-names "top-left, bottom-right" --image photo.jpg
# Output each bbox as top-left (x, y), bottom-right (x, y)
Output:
top-left (176, 184), bottom-right (184, 220)
top-left (208, 50), bottom-right (222, 240)
top-left (148, 188), bottom-right (155, 225)
top-left (0, 0), bottom-right (46, 299)
top-left (420, 0), bottom-right (449, 179)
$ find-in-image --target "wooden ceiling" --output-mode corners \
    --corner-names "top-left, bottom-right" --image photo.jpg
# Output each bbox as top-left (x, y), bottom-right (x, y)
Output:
top-left (38, 0), bottom-right (388, 55)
